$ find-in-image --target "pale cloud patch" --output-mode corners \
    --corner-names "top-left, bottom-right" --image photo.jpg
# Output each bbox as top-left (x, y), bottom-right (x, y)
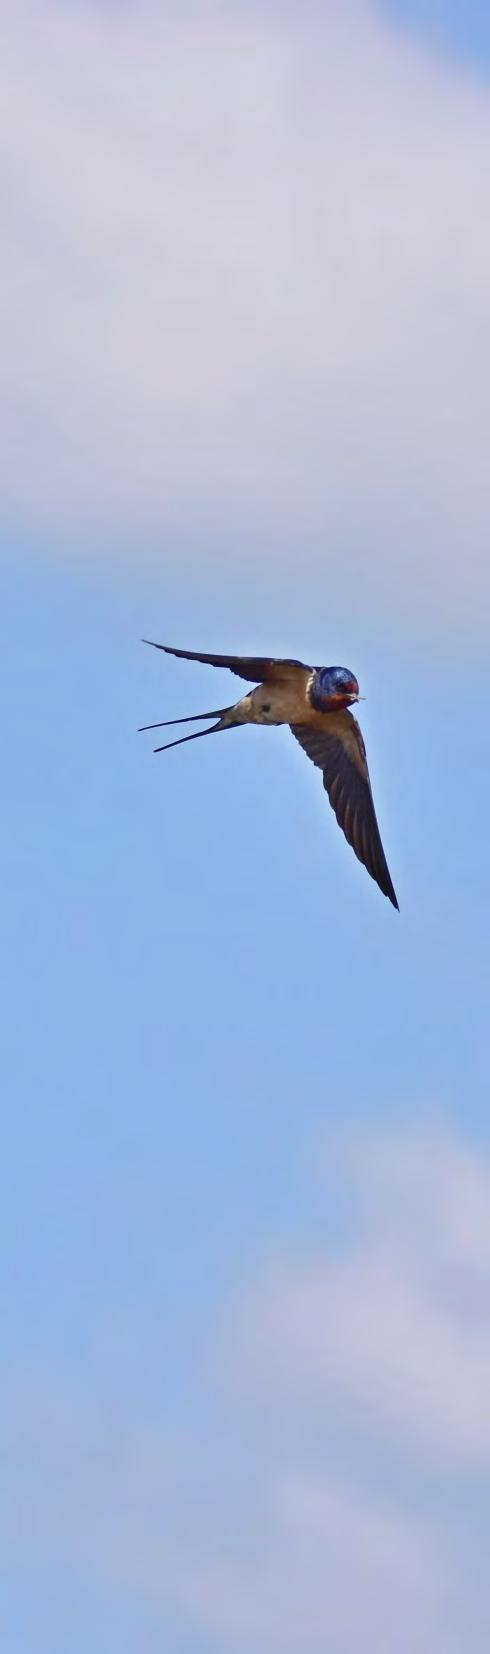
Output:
top-left (0, 1382), bottom-right (462, 1654)
top-left (3, 0), bottom-right (490, 633)
top-left (227, 1119), bottom-right (490, 1469)
top-left (3, 1119), bottom-right (490, 1651)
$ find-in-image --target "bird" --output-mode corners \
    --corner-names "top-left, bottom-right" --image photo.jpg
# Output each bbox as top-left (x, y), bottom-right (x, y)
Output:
top-left (140, 641), bottom-right (398, 909)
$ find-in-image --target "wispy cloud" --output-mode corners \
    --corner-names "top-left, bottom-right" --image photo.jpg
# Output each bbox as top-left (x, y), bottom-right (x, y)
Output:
top-left (228, 1119), bottom-right (490, 1469)
top-left (3, 1118), bottom-right (490, 1651)
top-left (3, 0), bottom-right (490, 632)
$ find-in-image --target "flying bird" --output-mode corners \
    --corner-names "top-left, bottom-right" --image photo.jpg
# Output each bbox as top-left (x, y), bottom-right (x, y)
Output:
top-left (140, 642), bottom-right (398, 909)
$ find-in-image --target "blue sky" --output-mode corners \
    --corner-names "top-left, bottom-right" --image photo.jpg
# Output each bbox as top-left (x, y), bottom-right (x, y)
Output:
top-left (3, 4), bottom-right (490, 1652)
top-left (383, 0), bottom-right (490, 65)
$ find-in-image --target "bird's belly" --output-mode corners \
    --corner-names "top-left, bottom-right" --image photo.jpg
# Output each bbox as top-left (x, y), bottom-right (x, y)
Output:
top-left (251, 680), bottom-right (312, 724)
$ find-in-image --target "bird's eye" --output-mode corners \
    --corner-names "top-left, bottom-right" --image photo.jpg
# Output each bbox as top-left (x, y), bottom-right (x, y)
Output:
top-left (262, 703), bottom-right (271, 713)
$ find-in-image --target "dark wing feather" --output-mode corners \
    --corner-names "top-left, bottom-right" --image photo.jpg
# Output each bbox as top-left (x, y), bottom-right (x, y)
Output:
top-left (291, 713), bottom-right (398, 909)
top-left (142, 641), bottom-right (307, 684)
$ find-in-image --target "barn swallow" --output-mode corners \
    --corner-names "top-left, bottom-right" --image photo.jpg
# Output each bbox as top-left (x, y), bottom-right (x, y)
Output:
top-left (140, 642), bottom-right (398, 909)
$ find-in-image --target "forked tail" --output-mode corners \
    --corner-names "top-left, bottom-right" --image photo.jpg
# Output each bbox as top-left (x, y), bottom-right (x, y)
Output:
top-left (138, 705), bottom-right (238, 754)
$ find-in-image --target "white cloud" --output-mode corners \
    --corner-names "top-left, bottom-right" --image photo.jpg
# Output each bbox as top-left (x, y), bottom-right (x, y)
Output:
top-left (3, 0), bottom-right (490, 632)
top-left (228, 1119), bottom-right (490, 1469)
top-left (3, 1119), bottom-right (490, 1651)
top-left (0, 1382), bottom-right (462, 1654)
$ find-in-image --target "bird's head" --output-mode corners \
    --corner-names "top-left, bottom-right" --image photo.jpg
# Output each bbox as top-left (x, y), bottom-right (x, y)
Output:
top-left (311, 666), bottom-right (361, 711)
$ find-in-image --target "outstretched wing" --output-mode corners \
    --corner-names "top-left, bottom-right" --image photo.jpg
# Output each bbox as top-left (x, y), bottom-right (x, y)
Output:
top-left (142, 641), bottom-right (308, 684)
top-left (290, 712), bottom-right (398, 908)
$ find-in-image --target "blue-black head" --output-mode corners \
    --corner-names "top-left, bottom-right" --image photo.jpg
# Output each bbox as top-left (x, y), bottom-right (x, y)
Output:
top-left (310, 666), bottom-right (360, 712)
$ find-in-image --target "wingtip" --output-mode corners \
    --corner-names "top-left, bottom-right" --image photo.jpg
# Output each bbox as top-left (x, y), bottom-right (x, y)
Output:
top-left (380, 870), bottom-right (399, 910)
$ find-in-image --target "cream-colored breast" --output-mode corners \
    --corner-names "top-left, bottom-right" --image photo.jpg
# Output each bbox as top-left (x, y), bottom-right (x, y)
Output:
top-left (250, 669), bottom-right (312, 724)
